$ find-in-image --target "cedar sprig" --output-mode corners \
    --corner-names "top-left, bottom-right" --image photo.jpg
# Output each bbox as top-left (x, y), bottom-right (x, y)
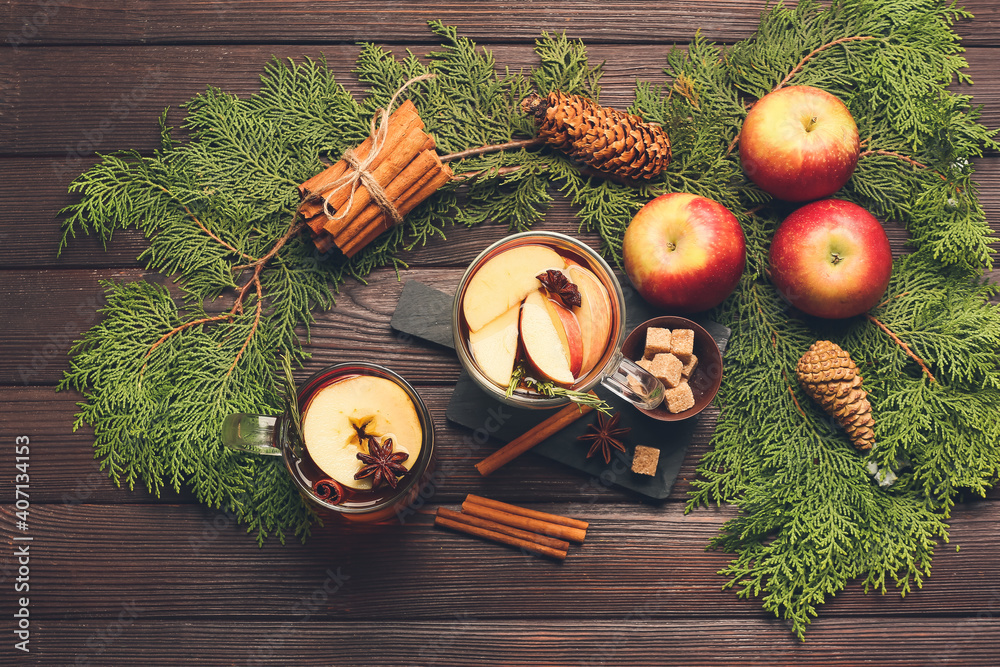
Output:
top-left (685, 0), bottom-right (999, 641)
top-left (55, 6), bottom-right (1000, 636)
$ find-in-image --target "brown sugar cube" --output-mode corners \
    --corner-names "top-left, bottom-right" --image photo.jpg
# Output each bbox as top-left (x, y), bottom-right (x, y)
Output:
top-left (680, 354), bottom-right (698, 378)
top-left (670, 329), bottom-right (695, 360)
top-left (649, 353), bottom-right (683, 388)
top-left (631, 445), bottom-right (660, 476)
top-left (636, 358), bottom-right (652, 371)
top-left (644, 328), bottom-right (672, 359)
top-left (663, 381), bottom-right (695, 414)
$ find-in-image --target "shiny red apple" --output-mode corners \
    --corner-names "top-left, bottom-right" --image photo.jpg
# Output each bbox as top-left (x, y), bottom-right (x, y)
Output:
top-left (740, 85), bottom-right (859, 202)
top-left (623, 193), bottom-right (746, 312)
top-left (769, 199), bottom-right (892, 319)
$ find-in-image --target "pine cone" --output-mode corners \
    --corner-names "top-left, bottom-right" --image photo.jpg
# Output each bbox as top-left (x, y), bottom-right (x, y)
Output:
top-left (520, 91), bottom-right (670, 180)
top-left (796, 340), bottom-right (875, 451)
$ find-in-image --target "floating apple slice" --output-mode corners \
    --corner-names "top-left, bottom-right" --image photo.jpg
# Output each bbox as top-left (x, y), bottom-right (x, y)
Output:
top-left (543, 295), bottom-right (584, 378)
top-left (468, 304), bottom-right (521, 387)
top-left (463, 245), bottom-right (565, 333)
top-left (301, 376), bottom-right (423, 490)
top-left (520, 290), bottom-right (577, 386)
top-left (566, 262), bottom-right (613, 374)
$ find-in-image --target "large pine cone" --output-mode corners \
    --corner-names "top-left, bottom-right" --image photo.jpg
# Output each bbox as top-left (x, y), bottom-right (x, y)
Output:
top-left (520, 91), bottom-right (670, 180)
top-left (796, 340), bottom-right (875, 451)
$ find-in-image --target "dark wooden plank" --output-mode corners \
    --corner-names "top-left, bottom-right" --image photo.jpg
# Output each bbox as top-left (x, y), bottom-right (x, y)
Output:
top-left (3, 0), bottom-right (995, 47)
top-left (1, 501), bottom-right (998, 622)
top-left (2, 44), bottom-right (998, 156)
top-left (0, 0), bottom-right (826, 47)
top-left (0, 43), bottom-right (667, 156)
top-left (7, 154), bottom-right (988, 269)
top-left (0, 385), bottom-right (715, 505)
top-left (11, 617), bottom-right (1000, 666)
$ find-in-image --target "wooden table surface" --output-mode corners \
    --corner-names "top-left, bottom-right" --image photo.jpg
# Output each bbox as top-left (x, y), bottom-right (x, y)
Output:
top-left (2, 2), bottom-right (999, 665)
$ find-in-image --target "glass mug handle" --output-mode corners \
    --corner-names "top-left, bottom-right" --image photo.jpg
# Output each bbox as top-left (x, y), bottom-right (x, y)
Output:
top-left (221, 414), bottom-right (282, 456)
top-left (599, 352), bottom-right (665, 410)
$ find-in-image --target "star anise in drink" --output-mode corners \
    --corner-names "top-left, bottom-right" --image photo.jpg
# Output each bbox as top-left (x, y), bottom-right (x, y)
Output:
top-left (536, 269), bottom-right (582, 308)
top-left (355, 436), bottom-right (409, 490)
top-left (577, 411), bottom-right (630, 464)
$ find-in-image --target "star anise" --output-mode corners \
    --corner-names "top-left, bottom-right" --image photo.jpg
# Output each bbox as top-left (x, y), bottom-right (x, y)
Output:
top-left (577, 411), bottom-right (630, 464)
top-left (355, 436), bottom-right (409, 490)
top-left (537, 269), bottom-right (582, 308)
top-left (350, 416), bottom-right (375, 444)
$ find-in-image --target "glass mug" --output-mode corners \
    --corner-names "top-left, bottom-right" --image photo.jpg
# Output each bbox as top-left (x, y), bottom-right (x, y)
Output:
top-left (452, 231), bottom-right (664, 410)
top-left (221, 363), bottom-right (435, 523)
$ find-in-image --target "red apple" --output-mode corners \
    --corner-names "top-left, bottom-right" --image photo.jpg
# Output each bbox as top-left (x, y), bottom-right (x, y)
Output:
top-left (769, 199), bottom-right (892, 319)
top-left (739, 85), bottom-right (859, 202)
top-left (623, 193), bottom-right (746, 313)
top-left (565, 262), bottom-right (612, 374)
top-left (543, 296), bottom-right (584, 378)
top-left (462, 244), bottom-right (565, 332)
top-left (520, 290), bottom-right (582, 386)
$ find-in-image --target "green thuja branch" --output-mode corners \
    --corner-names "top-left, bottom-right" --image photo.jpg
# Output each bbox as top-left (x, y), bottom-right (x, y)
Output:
top-left (682, 0), bottom-right (999, 641)
top-left (57, 6), bottom-right (999, 638)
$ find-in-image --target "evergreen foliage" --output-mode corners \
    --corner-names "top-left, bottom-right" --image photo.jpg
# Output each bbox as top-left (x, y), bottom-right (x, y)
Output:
top-left (58, 1), bottom-right (997, 637)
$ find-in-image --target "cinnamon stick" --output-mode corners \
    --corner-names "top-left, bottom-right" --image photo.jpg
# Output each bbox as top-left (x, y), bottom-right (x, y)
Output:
top-left (339, 159), bottom-right (453, 257)
top-left (331, 148), bottom-right (442, 248)
top-left (436, 507), bottom-right (570, 552)
top-left (317, 130), bottom-right (435, 237)
top-left (300, 99), bottom-right (423, 226)
top-left (474, 401), bottom-right (596, 476)
top-left (434, 514), bottom-right (568, 560)
top-left (305, 123), bottom-right (430, 228)
top-left (461, 500), bottom-right (587, 543)
top-left (464, 494), bottom-right (589, 533)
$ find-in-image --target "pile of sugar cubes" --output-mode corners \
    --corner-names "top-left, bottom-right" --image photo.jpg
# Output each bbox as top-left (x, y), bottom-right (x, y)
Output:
top-left (637, 327), bottom-right (698, 414)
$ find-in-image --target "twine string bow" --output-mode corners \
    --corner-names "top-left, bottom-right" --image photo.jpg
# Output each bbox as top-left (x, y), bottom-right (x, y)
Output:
top-left (315, 72), bottom-right (437, 226)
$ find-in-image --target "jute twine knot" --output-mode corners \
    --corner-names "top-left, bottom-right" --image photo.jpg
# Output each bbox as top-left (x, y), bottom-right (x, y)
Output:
top-left (316, 72), bottom-right (437, 226)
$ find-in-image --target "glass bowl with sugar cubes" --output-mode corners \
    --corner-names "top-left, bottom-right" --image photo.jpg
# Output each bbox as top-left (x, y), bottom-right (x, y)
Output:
top-left (621, 316), bottom-right (723, 421)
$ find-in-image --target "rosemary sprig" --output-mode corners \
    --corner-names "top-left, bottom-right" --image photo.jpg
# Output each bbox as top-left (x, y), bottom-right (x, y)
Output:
top-left (280, 354), bottom-right (304, 457)
top-left (523, 376), bottom-right (613, 415)
top-left (505, 363), bottom-right (527, 398)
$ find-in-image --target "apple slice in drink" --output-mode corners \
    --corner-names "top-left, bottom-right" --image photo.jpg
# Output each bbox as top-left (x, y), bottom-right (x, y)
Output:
top-left (520, 290), bottom-right (582, 387)
top-left (544, 295), bottom-right (584, 377)
top-left (468, 304), bottom-right (521, 387)
top-left (463, 245), bottom-right (565, 333)
top-left (565, 262), bottom-right (612, 374)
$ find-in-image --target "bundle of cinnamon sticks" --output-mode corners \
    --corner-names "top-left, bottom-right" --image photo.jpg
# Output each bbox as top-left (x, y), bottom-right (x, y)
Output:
top-left (434, 494), bottom-right (589, 560)
top-left (298, 99), bottom-right (453, 257)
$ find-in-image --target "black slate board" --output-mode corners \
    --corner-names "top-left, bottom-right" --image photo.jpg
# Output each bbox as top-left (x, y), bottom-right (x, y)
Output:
top-left (390, 280), bottom-right (731, 500)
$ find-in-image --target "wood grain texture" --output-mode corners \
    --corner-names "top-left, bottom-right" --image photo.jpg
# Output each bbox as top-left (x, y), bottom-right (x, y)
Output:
top-left (8, 617), bottom-right (1000, 666)
top-left (2, 44), bottom-right (997, 156)
top-left (2, 0), bottom-right (995, 46)
top-left (0, 386), bottom-right (721, 505)
top-left (1, 502), bottom-right (998, 622)
top-left (3, 2), bottom-right (1000, 663)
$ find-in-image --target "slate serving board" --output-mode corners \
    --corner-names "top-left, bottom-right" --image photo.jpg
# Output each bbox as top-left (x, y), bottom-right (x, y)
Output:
top-left (391, 280), bottom-right (731, 500)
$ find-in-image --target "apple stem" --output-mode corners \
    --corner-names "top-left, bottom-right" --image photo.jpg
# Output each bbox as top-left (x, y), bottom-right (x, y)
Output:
top-left (831, 252), bottom-right (843, 265)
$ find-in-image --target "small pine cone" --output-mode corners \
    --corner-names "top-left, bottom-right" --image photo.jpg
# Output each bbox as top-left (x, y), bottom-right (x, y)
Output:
top-left (520, 91), bottom-right (671, 180)
top-left (796, 341), bottom-right (875, 451)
